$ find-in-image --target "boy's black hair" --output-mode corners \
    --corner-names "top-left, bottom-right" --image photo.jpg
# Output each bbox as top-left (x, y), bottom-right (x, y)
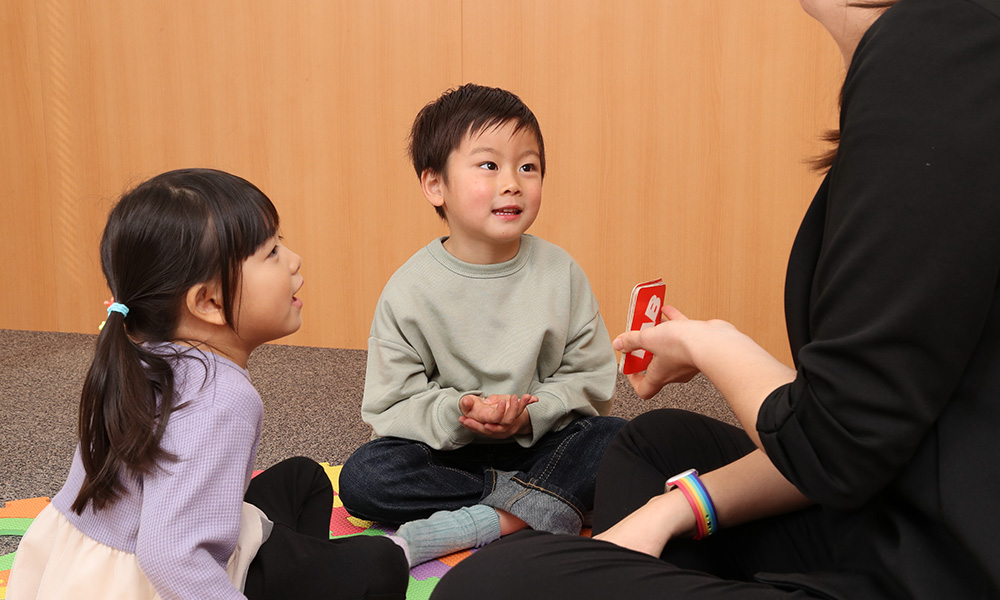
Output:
top-left (408, 83), bottom-right (546, 219)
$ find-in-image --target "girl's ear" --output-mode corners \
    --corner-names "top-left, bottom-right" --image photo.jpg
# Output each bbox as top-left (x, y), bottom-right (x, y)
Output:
top-left (184, 281), bottom-right (227, 326)
top-left (420, 168), bottom-right (446, 210)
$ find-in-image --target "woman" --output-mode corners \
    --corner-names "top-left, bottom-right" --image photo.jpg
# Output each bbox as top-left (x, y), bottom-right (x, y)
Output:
top-left (430, 0), bottom-right (1000, 598)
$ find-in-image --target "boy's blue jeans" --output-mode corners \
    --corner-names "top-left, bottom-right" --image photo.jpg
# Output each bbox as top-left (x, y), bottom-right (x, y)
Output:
top-left (339, 416), bottom-right (627, 535)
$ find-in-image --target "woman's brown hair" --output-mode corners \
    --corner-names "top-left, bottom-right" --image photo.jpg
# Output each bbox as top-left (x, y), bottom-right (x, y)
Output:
top-left (811, 0), bottom-right (900, 172)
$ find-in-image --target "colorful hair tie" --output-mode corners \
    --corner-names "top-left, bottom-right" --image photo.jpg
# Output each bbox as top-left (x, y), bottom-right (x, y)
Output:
top-left (666, 469), bottom-right (718, 540)
top-left (106, 302), bottom-right (130, 318)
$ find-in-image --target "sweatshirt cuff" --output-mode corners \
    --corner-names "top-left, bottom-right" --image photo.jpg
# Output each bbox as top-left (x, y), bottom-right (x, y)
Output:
top-left (439, 390), bottom-right (481, 448)
top-left (520, 391), bottom-right (571, 446)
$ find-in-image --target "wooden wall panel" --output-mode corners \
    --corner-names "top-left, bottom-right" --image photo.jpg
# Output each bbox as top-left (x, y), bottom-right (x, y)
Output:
top-left (1, 1), bottom-right (56, 331)
top-left (6, 0), bottom-right (459, 346)
top-left (461, 0), bottom-right (843, 363)
top-left (1, 0), bottom-right (843, 364)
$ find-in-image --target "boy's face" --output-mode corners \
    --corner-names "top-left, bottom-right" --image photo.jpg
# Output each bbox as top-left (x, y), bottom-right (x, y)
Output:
top-left (422, 121), bottom-right (542, 264)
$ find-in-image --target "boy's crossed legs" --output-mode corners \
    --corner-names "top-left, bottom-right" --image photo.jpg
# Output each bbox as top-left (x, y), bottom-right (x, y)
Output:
top-left (339, 415), bottom-right (626, 565)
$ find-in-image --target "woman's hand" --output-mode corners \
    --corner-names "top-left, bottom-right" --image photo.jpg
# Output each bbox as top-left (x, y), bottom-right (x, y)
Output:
top-left (596, 452), bottom-right (815, 558)
top-left (614, 305), bottom-right (794, 440)
top-left (613, 305), bottom-right (736, 399)
top-left (593, 491), bottom-right (694, 558)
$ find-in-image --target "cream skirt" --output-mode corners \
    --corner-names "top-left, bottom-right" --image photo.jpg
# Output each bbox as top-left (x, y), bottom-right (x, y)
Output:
top-left (6, 502), bottom-right (268, 599)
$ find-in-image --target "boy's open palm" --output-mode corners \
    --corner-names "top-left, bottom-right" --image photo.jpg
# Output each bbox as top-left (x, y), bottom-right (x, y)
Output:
top-left (459, 393), bottom-right (536, 439)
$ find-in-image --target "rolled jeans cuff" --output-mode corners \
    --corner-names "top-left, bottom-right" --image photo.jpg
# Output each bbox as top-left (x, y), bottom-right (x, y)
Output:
top-left (480, 471), bottom-right (583, 536)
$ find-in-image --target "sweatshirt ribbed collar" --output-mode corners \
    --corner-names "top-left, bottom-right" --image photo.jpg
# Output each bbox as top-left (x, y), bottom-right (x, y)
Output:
top-left (427, 234), bottom-right (535, 279)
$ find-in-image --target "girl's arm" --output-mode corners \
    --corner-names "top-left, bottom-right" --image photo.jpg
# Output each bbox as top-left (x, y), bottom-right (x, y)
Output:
top-left (136, 383), bottom-right (260, 600)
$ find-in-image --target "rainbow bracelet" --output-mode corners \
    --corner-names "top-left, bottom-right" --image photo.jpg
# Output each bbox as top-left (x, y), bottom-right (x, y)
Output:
top-left (666, 469), bottom-right (718, 540)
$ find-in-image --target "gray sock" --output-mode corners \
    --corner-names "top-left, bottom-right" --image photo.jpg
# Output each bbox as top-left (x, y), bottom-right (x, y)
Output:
top-left (395, 504), bottom-right (502, 566)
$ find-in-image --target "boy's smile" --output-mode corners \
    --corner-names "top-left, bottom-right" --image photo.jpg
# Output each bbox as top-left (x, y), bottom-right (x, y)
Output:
top-left (422, 121), bottom-right (542, 264)
top-left (492, 205), bottom-right (524, 220)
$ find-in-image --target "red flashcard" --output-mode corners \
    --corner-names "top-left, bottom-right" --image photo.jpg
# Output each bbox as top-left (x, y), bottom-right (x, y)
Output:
top-left (619, 279), bottom-right (666, 374)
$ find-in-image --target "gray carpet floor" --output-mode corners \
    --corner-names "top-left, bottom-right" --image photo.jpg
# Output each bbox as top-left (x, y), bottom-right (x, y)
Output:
top-left (0, 328), bottom-right (734, 555)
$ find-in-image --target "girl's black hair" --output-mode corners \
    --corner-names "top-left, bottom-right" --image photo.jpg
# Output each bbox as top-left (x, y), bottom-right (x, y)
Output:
top-left (72, 168), bottom-right (279, 513)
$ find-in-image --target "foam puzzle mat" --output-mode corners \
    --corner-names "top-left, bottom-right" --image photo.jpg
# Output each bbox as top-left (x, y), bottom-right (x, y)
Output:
top-left (0, 463), bottom-right (476, 600)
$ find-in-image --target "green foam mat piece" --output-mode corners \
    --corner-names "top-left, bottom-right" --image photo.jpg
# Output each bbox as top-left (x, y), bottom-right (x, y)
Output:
top-left (0, 519), bottom-right (34, 537)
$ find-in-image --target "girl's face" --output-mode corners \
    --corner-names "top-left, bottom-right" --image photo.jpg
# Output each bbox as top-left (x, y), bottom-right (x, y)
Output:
top-left (232, 235), bottom-right (304, 347)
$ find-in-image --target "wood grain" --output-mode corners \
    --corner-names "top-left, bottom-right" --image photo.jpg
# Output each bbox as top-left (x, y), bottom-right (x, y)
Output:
top-left (1, 0), bottom-right (843, 364)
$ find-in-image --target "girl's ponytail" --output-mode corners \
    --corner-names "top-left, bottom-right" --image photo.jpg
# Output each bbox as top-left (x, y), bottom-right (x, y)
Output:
top-left (72, 307), bottom-right (174, 513)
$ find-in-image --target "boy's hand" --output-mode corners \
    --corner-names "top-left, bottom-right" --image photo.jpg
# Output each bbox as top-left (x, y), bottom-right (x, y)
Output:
top-left (459, 394), bottom-right (507, 423)
top-left (459, 393), bottom-right (536, 439)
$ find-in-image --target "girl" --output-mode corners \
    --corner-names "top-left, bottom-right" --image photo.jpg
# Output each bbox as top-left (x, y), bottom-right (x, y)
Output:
top-left (7, 169), bottom-right (408, 599)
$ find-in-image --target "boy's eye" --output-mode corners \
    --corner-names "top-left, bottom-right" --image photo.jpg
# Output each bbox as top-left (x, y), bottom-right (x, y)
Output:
top-left (479, 161), bottom-right (498, 171)
top-left (520, 163), bottom-right (537, 173)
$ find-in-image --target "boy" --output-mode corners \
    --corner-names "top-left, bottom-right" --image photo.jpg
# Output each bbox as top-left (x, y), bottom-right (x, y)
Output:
top-left (339, 83), bottom-right (625, 566)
